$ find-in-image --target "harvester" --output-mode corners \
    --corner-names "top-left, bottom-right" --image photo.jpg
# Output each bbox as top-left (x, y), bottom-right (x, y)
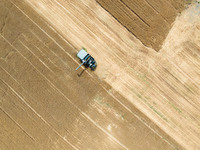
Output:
top-left (76, 48), bottom-right (97, 71)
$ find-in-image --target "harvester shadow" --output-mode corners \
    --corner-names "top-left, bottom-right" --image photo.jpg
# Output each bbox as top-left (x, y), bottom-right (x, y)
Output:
top-left (77, 68), bottom-right (87, 77)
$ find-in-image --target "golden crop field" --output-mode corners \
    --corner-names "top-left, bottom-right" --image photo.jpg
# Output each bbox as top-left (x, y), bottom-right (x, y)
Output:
top-left (0, 0), bottom-right (200, 149)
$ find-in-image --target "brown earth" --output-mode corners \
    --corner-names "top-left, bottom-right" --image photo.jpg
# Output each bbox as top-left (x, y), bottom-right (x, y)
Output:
top-left (96, 0), bottom-right (186, 51)
top-left (0, 0), bottom-right (200, 150)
